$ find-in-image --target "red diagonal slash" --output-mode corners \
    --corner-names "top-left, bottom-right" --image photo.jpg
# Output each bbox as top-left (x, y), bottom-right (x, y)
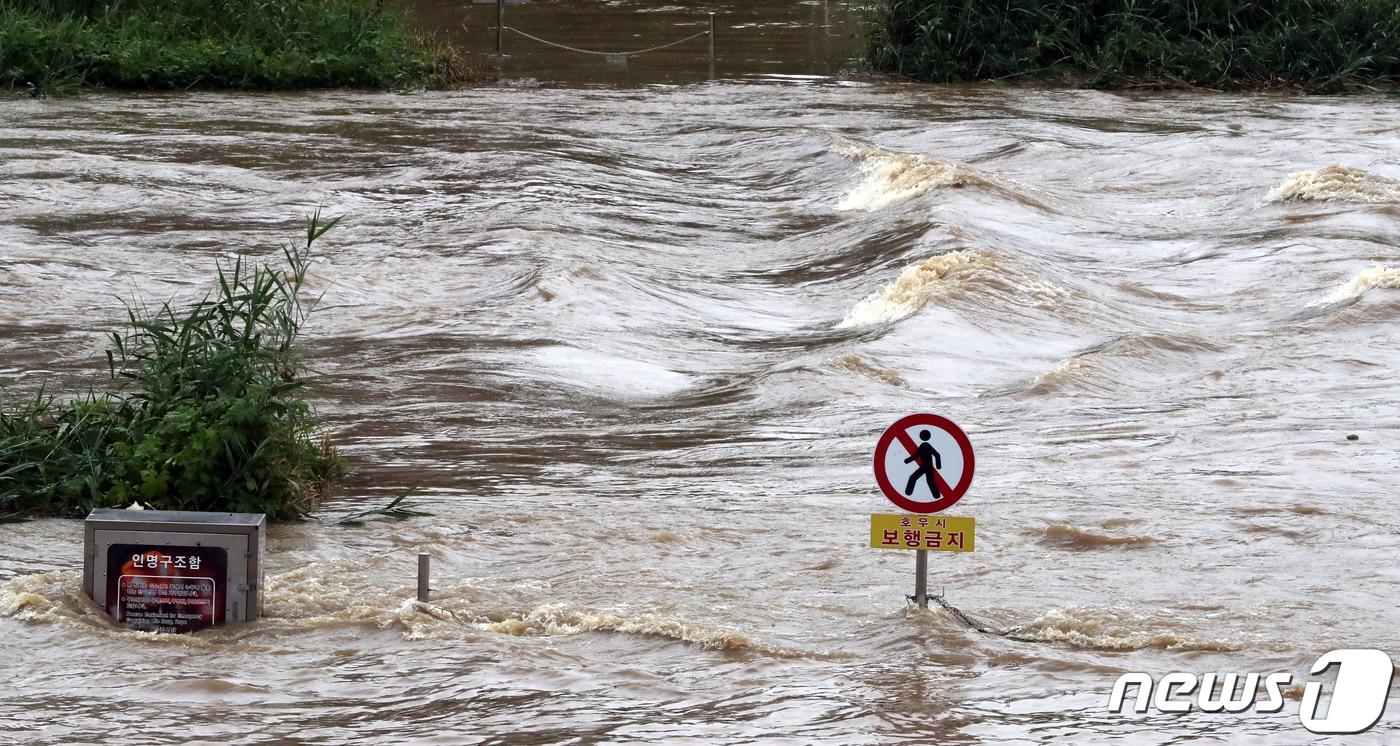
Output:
top-left (873, 413), bottom-right (975, 514)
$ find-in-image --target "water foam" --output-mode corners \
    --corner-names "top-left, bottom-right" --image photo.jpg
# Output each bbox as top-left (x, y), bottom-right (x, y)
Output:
top-left (480, 603), bottom-right (751, 647)
top-left (833, 140), bottom-right (984, 211)
top-left (1026, 356), bottom-right (1093, 393)
top-left (2, 567), bottom-right (843, 659)
top-left (407, 601), bottom-right (853, 660)
top-left (1016, 606), bottom-right (1238, 651)
top-left (839, 250), bottom-right (1068, 327)
top-left (0, 570), bottom-right (70, 624)
top-left (0, 569), bottom-right (221, 646)
top-left (1024, 333), bottom-right (1220, 394)
top-left (1034, 524), bottom-right (1155, 550)
top-left (828, 354), bottom-right (906, 386)
top-left (839, 250), bottom-right (990, 326)
top-left (1267, 164), bottom-right (1400, 203)
top-left (3, 558), bottom-right (429, 645)
top-left (1336, 265), bottom-right (1400, 299)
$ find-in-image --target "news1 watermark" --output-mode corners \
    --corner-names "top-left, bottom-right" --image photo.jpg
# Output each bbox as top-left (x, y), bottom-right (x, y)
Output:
top-left (1108, 649), bottom-right (1395, 734)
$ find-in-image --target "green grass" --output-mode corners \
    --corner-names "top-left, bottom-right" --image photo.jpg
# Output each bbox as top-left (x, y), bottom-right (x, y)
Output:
top-left (868, 0), bottom-right (1400, 91)
top-left (0, 0), bottom-right (470, 94)
top-left (0, 213), bottom-right (343, 520)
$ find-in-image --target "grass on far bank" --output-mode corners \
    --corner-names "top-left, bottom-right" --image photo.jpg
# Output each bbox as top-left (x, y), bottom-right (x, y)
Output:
top-left (1, 0), bottom-right (469, 94)
top-left (0, 214), bottom-right (343, 521)
top-left (868, 0), bottom-right (1400, 91)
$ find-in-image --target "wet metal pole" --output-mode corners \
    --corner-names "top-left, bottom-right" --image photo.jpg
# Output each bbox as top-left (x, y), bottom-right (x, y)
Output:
top-left (708, 10), bottom-right (716, 77)
top-left (914, 549), bottom-right (928, 608)
top-left (417, 552), bottom-right (430, 603)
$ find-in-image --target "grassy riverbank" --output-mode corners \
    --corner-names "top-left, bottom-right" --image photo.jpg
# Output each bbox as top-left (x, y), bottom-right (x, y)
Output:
top-left (0, 216), bottom-right (341, 521)
top-left (868, 0), bottom-right (1400, 91)
top-left (0, 0), bottom-right (468, 94)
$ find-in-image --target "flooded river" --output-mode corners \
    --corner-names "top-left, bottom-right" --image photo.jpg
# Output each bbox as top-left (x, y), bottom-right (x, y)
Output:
top-left (3, 1), bottom-right (1400, 742)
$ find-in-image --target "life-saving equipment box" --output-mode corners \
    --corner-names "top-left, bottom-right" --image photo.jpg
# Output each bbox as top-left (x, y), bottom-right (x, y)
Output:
top-left (82, 508), bottom-right (266, 633)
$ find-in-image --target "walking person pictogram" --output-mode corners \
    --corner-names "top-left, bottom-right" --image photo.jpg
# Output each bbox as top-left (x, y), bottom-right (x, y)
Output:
top-left (903, 429), bottom-right (942, 498)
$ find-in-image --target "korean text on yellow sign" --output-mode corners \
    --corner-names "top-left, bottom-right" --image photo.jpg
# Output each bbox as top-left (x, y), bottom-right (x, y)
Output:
top-left (870, 513), bottom-right (975, 552)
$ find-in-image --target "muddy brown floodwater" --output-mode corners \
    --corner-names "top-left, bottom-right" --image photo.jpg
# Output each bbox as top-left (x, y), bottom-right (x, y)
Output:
top-left (3, 1), bottom-right (1400, 743)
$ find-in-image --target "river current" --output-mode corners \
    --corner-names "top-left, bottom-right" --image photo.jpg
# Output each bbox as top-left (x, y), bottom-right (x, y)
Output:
top-left (3, 1), bottom-right (1400, 743)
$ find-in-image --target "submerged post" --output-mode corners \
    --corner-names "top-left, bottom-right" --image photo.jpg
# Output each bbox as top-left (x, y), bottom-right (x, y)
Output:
top-left (708, 10), bottom-right (717, 76)
top-left (914, 549), bottom-right (928, 608)
top-left (495, 0), bottom-right (504, 63)
top-left (417, 552), bottom-right (430, 603)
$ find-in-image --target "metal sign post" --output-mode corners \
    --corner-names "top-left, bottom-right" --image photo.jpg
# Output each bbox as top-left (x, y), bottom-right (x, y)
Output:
top-left (871, 513), bottom-right (975, 605)
top-left (914, 549), bottom-right (928, 608)
top-left (870, 414), bottom-right (978, 609)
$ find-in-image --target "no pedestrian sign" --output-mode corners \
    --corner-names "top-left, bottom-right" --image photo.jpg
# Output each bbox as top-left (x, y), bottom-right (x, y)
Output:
top-left (873, 413), bottom-right (975, 514)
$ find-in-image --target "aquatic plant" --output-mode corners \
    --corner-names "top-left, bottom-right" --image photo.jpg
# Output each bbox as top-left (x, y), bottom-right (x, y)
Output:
top-left (867, 0), bottom-right (1400, 91)
top-left (0, 213), bottom-right (342, 520)
top-left (0, 0), bottom-right (470, 94)
top-left (335, 490), bottom-right (430, 525)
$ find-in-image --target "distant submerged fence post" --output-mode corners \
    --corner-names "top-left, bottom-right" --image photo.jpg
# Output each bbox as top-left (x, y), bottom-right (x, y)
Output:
top-left (495, 0), bottom-right (504, 64)
top-left (708, 10), bottom-right (717, 77)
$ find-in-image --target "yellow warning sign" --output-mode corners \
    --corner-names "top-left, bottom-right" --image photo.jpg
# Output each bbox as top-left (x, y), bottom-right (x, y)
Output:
top-left (870, 513), bottom-right (974, 552)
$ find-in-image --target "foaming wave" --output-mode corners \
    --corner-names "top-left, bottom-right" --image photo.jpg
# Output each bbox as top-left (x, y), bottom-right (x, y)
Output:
top-left (832, 139), bottom-right (986, 211)
top-left (1287, 265), bottom-right (1400, 322)
top-left (828, 354), bottom-right (906, 387)
top-left (1335, 265), bottom-right (1400, 299)
top-left (829, 136), bottom-right (1050, 211)
top-left (838, 250), bottom-right (1068, 327)
top-left (0, 562), bottom-right (409, 645)
top-left (262, 556), bottom-right (398, 620)
top-left (1026, 356), bottom-right (1093, 394)
top-left (1, 566), bottom-right (845, 659)
top-left (481, 603), bottom-right (753, 647)
top-left (0, 569), bottom-right (231, 646)
top-left (420, 602), bottom-right (854, 660)
top-left (1267, 164), bottom-right (1400, 203)
top-left (840, 250), bottom-right (988, 326)
top-left (1015, 606), bottom-right (1239, 651)
top-left (1024, 333), bottom-right (1220, 395)
top-left (1034, 524), bottom-right (1155, 550)
top-left (0, 570), bottom-right (76, 625)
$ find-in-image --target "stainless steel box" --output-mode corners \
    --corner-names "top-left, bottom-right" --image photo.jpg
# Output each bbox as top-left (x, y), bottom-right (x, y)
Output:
top-left (83, 508), bottom-right (266, 632)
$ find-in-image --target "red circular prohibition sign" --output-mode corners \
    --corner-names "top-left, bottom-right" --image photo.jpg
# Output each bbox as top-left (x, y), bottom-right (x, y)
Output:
top-left (873, 413), bottom-right (975, 514)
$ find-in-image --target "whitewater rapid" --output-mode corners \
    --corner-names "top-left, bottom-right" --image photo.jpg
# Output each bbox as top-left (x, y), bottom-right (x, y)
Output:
top-left (2, 84), bottom-right (1399, 742)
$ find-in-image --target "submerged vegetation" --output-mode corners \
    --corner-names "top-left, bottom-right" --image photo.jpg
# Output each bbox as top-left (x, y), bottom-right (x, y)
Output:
top-left (0, 214), bottom-right (342, 520)
top-left (868, 0), bottom-right (1400, 91)
top-left (0, 0), bottom-right (469, 94)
